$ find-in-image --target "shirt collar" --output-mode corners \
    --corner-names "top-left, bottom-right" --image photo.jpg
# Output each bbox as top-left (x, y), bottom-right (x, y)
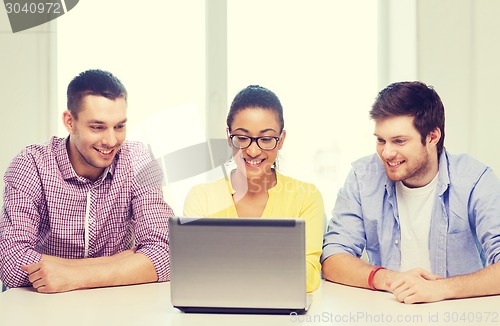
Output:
top-left (57, 136), bottom-right (116, 182)
top-left (436, 149), bottom-right (451, 196)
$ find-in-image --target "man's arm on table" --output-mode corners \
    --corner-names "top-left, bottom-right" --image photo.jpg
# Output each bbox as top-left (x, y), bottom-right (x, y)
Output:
top-left (21, 250), bottom-right (158, 293)
top-left (389, 262), bottom-right (500, 304)
top-left (322, 253), bottom-right (399, 290)
top-left (322, 253), bottom-right (442, 303)
top-left (323, 253), bottom-right (500, 304)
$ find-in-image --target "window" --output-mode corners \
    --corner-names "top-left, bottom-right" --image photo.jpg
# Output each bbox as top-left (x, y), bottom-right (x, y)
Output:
top-left (57, 0), bottom-right (378, 215)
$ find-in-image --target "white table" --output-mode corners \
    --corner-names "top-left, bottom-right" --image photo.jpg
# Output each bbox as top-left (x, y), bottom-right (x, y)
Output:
top-left (1, 280), bottom-right (500, 326)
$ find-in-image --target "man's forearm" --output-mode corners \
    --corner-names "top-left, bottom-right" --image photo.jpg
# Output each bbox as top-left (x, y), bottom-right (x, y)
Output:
top-left (41, 249), bottom-right (136, 266)
top-left (322, 254), bottom-right (500, 303)
top-left (322, 253), bottom-right (399, 291)
top-left (25, 251), bottom-right (158, 293)
top-left (439, 263), bottom-right (500, 300)
top-left (76, 252), bottom-right (158, 288)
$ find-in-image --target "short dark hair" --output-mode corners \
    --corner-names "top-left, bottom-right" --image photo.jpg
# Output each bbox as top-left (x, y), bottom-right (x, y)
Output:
top-left (67, 69), bottom-right (127, 118)
top-left (370, 81), bottom-right (445, 155)
top-left (227, 85), bottom-right (284, 132)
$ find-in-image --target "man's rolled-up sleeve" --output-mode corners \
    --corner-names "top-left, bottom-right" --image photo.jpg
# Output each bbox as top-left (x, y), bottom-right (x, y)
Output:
top-left (130, 147), bottom-right (174, 282)
top-left (321, 168), bottom-right (367, 263)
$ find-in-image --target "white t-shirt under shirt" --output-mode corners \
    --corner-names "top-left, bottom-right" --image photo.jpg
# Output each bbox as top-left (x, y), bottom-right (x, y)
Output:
top-left (396, 173), bottom-right (439, 272)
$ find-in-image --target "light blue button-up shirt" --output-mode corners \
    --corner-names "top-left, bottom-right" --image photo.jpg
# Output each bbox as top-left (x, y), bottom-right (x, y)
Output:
top-left (322, 150), bottom-right (500, 277)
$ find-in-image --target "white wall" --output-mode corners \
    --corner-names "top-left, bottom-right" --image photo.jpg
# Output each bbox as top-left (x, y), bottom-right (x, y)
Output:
top-left (0, 11), bottom-right (57, 209)
top-left (417, 0), bottom-right (500, 173)
top-left (379, 0), bottom-right (500, 173)
top-left (4, 2), bottom-right (500, 206)
top-left (379, 0), bottom-right (418, 84)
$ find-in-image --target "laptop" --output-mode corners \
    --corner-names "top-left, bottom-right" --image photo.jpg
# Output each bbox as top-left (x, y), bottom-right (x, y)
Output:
top-left (168, 216), bottom-right (311, 314)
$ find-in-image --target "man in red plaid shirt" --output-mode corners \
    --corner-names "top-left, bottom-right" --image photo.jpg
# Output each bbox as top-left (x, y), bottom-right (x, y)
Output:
top-left (0, 69), bottom-right (174, 293)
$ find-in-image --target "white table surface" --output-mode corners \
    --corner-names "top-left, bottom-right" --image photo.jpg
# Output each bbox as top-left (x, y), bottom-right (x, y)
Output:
top-left (1, 280), bottom-right (500, 326)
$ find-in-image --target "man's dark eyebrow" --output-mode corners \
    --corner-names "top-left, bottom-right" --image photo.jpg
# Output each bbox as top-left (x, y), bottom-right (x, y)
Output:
top-left (87, 120), bottom-right (105, 125)
top-left (87, 119), bottom-right (128, 125)
top-left (373, 133), bottom-right (408, 139)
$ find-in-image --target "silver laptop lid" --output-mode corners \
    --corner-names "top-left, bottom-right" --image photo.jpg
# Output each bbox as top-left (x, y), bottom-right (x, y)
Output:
top-left (169, 217), bottom-right (307, 311)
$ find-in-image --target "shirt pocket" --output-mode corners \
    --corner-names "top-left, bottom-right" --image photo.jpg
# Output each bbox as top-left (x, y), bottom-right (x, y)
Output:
top-left (446, 229), bottom-right (483, 277)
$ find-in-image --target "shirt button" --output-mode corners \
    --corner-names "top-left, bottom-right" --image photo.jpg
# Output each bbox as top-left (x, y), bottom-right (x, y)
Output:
top-left (395, 240), bottom-right (399, 245)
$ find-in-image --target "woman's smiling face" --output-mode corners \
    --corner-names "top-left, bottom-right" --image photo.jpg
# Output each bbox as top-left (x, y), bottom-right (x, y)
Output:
top-left (228, 107), bottom-right (286, 180)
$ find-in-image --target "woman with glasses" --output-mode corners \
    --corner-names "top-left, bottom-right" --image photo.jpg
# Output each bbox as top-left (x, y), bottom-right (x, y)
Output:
top-left (183, 85), bottom-right (324, 292)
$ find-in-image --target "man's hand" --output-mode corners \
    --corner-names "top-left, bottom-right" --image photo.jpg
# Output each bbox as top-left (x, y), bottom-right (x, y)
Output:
top-left (21, 260), bottom-right (83, 294)
top-left (387, 268), bottom-right (447, 304)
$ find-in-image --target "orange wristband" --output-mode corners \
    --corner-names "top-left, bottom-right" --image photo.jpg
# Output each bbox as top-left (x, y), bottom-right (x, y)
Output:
top-left (368, 266), bottom-right (385, 291)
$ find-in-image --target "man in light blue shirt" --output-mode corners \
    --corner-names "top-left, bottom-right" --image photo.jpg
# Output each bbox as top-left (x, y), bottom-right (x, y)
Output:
top-left (321, 81), bottom-right (500, 304)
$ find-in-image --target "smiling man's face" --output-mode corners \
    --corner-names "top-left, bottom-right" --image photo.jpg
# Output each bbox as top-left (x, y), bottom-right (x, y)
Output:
top-left (374, 115), bottom-right (440, 188)
top-left (64, 94), bottom-right (127, 181)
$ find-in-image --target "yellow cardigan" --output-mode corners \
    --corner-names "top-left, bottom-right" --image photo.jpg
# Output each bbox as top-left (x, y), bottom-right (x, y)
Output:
top-left (183, 171), bottom-right (325, 292)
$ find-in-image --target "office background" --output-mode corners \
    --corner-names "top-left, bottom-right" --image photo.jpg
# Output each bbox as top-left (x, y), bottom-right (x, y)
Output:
top-left (2, 0), bottom-right (500, 287)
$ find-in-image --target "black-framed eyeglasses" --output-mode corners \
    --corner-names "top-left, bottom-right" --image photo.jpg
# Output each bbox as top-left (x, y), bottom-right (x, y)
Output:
top-left (229, 134), bottom-right (281, 150)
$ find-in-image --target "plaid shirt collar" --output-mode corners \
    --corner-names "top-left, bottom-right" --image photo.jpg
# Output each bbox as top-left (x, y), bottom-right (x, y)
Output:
top-left (56, 136), bottom-right (117, 182)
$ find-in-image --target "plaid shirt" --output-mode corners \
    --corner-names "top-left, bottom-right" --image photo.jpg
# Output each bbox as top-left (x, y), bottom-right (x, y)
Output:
top-left (0, 136), bottom-right (173, 287)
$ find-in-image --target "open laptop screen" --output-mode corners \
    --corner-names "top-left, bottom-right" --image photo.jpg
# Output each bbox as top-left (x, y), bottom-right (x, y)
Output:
top-left (168, 217), bottom-right (308, 314)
